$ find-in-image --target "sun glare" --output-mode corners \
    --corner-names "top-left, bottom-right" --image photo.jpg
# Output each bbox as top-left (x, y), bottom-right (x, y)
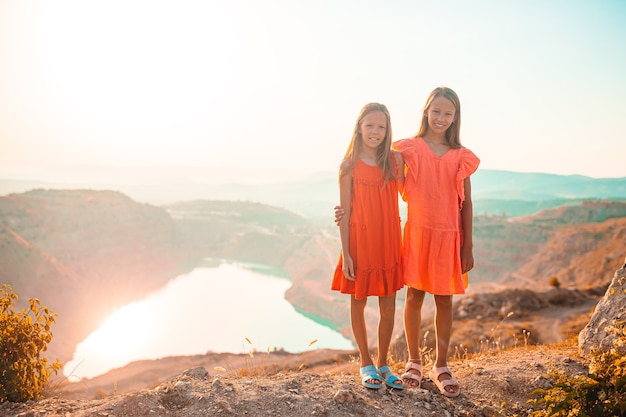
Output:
top-left (64, 301), bottom-right (157, 379)
top-left (27, 0), bottom-right (243, 165)
top-left (63, 263), bottom-right (354, 380)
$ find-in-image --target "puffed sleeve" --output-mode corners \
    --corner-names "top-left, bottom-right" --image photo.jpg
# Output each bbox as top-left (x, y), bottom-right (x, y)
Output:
top-left (456, 148), bottom-right (480, 209)
top-left (392, 139), bottom-right (416, 201)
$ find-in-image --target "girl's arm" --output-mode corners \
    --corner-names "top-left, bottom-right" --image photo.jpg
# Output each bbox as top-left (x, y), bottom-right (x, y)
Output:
top-left (338, 160), bottom-right (355, 280)
top-left (391, 149), bottom-right (405, 195)
top-left (460, 177), bottom-right (475, 274)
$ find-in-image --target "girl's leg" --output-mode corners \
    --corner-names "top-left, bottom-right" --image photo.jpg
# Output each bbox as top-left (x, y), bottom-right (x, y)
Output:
top-left (403, 287), bottom-right (425, 386)
top-left (432, 294), bottom-right (459, 395)
top-left (376, 294), bottom-right (403, 389)
top-left (433, 294), bottom-right (453, 367)
top-left (375, 294), bottom-right (396, 368)
top-left (351, 295), bottom-right (379, 385)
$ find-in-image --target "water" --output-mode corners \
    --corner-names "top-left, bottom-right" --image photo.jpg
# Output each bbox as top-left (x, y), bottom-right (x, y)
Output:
top-left (64, 261), bottom-right (354, 379)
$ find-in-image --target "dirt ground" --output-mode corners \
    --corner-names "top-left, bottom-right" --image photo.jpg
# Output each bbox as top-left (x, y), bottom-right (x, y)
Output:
top-left (0, 339), bottom-right (588, 417)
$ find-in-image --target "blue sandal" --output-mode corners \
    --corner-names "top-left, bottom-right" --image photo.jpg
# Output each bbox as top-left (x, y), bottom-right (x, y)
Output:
top-left (378, 365), bottom-right (404, 390)
top-left (359, 365), bottom-right (382, 389)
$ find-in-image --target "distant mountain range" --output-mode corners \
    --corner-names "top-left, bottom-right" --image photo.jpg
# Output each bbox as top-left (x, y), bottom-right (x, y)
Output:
top-left (472, 170), bottom-right (626, 200)
top-left (1, 170), bottom-right (625, 219)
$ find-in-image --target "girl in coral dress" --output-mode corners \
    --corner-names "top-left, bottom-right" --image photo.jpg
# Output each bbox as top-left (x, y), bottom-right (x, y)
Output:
top-left (331, 103), bottom-right (404, 390)
top-left (395, 87), bottom-right (480, 397)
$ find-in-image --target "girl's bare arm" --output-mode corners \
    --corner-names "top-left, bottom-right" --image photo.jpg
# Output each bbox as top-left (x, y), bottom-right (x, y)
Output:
top-left (338, 160), bottom-right (355, 279)
top-left (460, 177), bottom-right (474, 274)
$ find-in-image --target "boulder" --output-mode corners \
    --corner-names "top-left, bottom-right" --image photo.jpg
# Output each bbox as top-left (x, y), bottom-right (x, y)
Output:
top-left (578, 258), bottom-right (626, 355)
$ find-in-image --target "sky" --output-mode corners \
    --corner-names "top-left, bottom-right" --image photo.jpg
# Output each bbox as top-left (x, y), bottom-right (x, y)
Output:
top-left (1, 0), bottom-right (625, 184)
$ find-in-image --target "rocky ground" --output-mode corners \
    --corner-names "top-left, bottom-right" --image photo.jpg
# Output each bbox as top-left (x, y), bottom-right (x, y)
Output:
top-left (0, 340), bottom-right (588, 417)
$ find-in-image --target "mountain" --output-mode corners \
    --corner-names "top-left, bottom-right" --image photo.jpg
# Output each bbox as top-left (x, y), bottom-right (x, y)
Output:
top-left (0, 190), bottom-right (336, 364)
top-left (0, 190), bottom-right (196, 363)
top-left (1, 170), bottom-right (625, 219)
top-left (2, 188), bottom-right (625, 370)
top-left (471, 170), bottom-right (626, 200)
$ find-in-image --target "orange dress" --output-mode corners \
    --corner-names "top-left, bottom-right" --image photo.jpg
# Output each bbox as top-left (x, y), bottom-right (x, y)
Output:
top-left (394, 137), bottom-right (480, 295)
top-left (331, 159), bottom-right (404, 299)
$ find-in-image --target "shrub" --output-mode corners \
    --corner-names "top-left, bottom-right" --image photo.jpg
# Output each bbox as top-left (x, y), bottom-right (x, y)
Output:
top-left (530, 320), bottom-right (626, 416)
top-left (548, 276), bottom-right (561, 288)
top-left (0, 284), bottom-right (62, 402)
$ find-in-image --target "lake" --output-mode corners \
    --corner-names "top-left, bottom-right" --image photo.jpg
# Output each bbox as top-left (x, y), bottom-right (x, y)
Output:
top-left (63, 261), bottom-right (354, 379)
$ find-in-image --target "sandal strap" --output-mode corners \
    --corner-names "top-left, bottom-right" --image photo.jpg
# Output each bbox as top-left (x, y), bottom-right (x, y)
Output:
top-left (379, 366), bottom-right (403, 389)
top-left (402, 361), bottom-right (423, 382)
top-left (402, 372), bottom-right (421, 382)
top-left (440, 378), bottom-right (460, 387)
top-left (405, 361), bottom-right (423, 373)
top-left (360, 365), bottom-right (381, 381)
top-left (378, 365), bottom-right (394, 375)
top-left (431, 366), bottom-right (452, 378)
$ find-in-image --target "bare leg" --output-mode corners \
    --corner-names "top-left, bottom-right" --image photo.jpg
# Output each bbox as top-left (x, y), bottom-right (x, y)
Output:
top-left (433, 294), bottom-right (459, 395)
top-left (351, 295), bottom-right (378, 386)
top-left (402, 287), bottom-right (425, 386)
top-left (376, 294), bottom-right (396, 368)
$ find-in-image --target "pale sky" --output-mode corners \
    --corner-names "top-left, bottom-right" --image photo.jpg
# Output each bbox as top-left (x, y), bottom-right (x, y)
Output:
top-left (1, 0), bottom-right (625, 183)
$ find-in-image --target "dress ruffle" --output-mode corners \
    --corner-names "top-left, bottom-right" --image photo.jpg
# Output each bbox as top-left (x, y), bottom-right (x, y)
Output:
top-left (455, 148), bottom-right (480, 209)
top-left (392, 139), bottom-right (417, 202)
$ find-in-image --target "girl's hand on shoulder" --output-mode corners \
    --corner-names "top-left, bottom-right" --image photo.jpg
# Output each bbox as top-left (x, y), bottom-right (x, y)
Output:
top-left (391, 150), bottom-right (405, 182)
top-left (342, 254), bottom-right (355, 280)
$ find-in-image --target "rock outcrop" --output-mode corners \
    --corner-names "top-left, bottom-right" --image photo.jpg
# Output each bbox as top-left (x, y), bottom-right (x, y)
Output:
top-left (578, 258), bottom-right (626, 355)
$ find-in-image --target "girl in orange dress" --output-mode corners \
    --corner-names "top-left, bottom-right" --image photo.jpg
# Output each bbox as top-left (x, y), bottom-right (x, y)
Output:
top-left (395, 87), bottom-right (480, 397)
top-left (331, 103), bottom-right (404, 390)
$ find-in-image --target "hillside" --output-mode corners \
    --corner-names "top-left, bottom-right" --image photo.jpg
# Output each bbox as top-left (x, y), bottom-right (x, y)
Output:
top-left (0, 190), bottom-right (337, 365)
top-left (472, 201), bottom-right (626, 287)
top-left (0, 190), bottom-right (194, 363)
top-left (0, 340), bottom-right (589, 416)
top-left (1, 189), bottom-right (625, 377)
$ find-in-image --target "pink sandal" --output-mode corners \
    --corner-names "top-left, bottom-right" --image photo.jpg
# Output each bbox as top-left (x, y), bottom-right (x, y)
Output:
top-left (401, 361), bottom-right (423, 388)
top-left (428, 366), bottom-right (460, 397)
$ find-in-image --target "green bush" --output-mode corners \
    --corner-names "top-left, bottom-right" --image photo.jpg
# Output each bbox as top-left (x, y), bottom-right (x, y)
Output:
top-left (530, 320), bottom-right (626, 416)
top-left (0, 284), bottom-right (62, 402)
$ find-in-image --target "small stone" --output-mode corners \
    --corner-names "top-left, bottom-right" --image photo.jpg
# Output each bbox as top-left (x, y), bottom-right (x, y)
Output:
top-left (531, 375), bottom-right (553, 390)
top-left (333, 389), bottom-right (354, 404)
top-left (174, 380), bottom-right (191, 391)
top-left (211, 378), bottom-right (222, 391)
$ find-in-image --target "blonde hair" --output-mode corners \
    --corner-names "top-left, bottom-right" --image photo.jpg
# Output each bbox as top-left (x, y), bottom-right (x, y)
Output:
top-left (340, 103), bottom-right (394, 183)
top-left (416, 86), bottom-right (462, 148)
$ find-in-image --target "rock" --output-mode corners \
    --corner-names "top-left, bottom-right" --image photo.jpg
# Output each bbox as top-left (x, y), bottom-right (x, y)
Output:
top-left (211, 378), bottom-right (223, 390)
top-left (531, 375), bottom-right (553, 390)
top-left (482, 405), bottom-right (505, 417)
top-left (332, 389), bottom-right (354, 403)
top-left (182, 366), bottom-right (209, 380)
top-left (174, 381), bottom-right (191, 391)
top-left (578, 260), bottom-right (626, 355)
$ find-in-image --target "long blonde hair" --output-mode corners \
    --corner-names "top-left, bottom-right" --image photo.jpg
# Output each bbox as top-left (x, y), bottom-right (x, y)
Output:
top-left (416, 86), bottom-right (462, 148)
top-left (340, 103), bottom-right (394, 182)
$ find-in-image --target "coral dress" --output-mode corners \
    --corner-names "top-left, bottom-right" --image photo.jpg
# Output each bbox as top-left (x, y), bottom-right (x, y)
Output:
top-left (331, 159), bottom-right (404, 300)
top-left (394, 137), bottom-right (480, 295)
